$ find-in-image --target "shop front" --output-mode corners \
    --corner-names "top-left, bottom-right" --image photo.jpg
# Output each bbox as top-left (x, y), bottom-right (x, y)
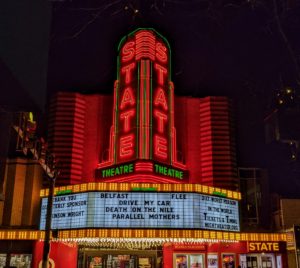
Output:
top-left (80, 249), bottom-right (161, 268)
top-left (0, 228), bottom-right (288, 268)
top-left (238, 241), bottom-right (286, 268)
top-left (0, 240), bottom-right (34, 268)
top-left (71, 239), bottom-right (288, 268)
top-left (164, 241), bottom-right (287, 268)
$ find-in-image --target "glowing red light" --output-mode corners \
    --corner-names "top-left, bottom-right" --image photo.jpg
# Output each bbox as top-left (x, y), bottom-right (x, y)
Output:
top-left (154, 110), bottom-right (167, 133)
top-left (119, 134), bottom-right (134, 158)
top-left (120, 87), bottom-right (135, 109)
top-left (154, 63), bottom-right (167, 85)
top-left (121, 41), bottom-right (135, 62)
top-left (121, 63), bottom-right (136, 84)
top-left (135, 31), bottom-right (156, 61)
top-left (120, 109), bottom-right (135, 132)
top-left (154, 88), bottom-right (168, 110)
top-left (99, 29), bottom-right (186, 172)
top-left (155, 42), bottom-right (168, 63)
top-left (154, 135), bottom-right (168, 160)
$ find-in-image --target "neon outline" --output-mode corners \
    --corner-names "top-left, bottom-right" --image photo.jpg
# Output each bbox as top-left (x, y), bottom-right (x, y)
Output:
top-left (149, 61), bottom-right (153, 159)
top-left (138, 59), bottom-right (151, 159)
top-left (155, 42), bottom-right (168, 63)
top-left (154, 63), bottom-right (167, 86)
top-left (101, 173), bottom-right (183, 184)
top-left (120, 87), bottom-right (135, 109)
top-left (135, 161), bottom-right (153, 172)
top-left (119, 134), bottom-right (135, 158)
top-left (121, 62), bottom-right (136, 84)
top-left (99, 28), bottom-right (186, 173)
top-left (169, 81), bottom-right (174, 164)
top-left (120, 109), bottom-right (135, 132)
top-left (154, 110), bottom-right (168, 133)
top-left (145, 59), bottom-right (150, 159)
top-left (121, 41), bottom-right (135, 62)
top-left (139, 60), bottom-right (144, 159)
top-left (135, 30), bottom-right (156, 61)
top-left (136, 62), bottom-right (140, 159)
top-left (154, 87), bottom-right (168, 110)
top-left (154, 134), bottom-right (168, 160)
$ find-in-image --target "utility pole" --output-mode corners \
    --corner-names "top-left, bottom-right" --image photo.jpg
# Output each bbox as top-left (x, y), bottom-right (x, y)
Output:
top-left (13, 112), bottom-right (60, 268)
top-left (42, 152), bottom-right (59, 268)
top-left (294, 225), bottom-right (300, 268)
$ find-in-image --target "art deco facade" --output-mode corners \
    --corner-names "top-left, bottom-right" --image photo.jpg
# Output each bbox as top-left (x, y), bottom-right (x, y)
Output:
top-left (0, 29), bottom-right (288, 268)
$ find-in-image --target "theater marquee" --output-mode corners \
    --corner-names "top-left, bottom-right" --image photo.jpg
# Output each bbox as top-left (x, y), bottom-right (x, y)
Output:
top-left (40, 191), bottom-right (240, 231)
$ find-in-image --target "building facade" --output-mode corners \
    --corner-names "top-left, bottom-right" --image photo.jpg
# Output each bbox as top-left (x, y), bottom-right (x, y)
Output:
top-left (0, 28), bottom-right (288, 268)
top-left (238, 167), bottom-right (272, 231)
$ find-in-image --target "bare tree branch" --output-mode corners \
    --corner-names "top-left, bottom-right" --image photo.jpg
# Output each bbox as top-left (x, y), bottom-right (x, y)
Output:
top-left (64, 0), bottom-right (122, 39)
top-left (272, 0), bottom-right (300, 84)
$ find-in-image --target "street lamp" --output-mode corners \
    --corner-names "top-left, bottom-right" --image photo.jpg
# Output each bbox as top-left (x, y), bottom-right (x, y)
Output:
top-left (12, 112), bottom-right (60, 268)
top-left (42, 152), bottom-right (60, 268)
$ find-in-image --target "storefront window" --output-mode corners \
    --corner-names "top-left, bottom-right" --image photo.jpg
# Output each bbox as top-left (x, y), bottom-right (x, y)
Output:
top-left (9, 254), bottom-right (32, 268)
top-left (0, 254), bottom-right (6, 268)
top-left (88, 256), bottom-right (103, 268)
top-left (87, 254), bottom-right (154, 268)
top-left (247, 256), bottom-right (258, 268)
top-left (222, 253), bottom-right (235, 268)
top-left (239, 254), bottom-right (276, 268)
top-left (84, 250), bottom-right (158, 268)
top-left (107, 255), bottom-right (133, 268)
top-left (261, 255), bottom-right (273, 268)
top-left (207, 254), bottom-right (218, 268)
top-left (175, 254), bottom-right (188, 268)
top-left (139, 257), bottom-right (152, 268)
top-left (174, 254), bottom-right (205, 268)
top-left (276, 255), bottom-right (282, 268)
top-left (190, 255), bottom-right (204, 268)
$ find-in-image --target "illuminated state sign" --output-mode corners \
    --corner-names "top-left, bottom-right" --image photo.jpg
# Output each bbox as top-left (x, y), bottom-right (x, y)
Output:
top-left (248, 242), bottom-right (280, 252)
top-left (40, 192), bottom-right (240, 231)
top-left (116, 29), bottom-right (173, 163)
top-left (97, 28), bottom-right (185, 179)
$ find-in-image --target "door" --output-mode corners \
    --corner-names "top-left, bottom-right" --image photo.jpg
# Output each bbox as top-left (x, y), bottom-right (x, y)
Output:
top-left (261, 256), bottom-right (273, 268)
top-left (246, 256), bottom-right (258, 268)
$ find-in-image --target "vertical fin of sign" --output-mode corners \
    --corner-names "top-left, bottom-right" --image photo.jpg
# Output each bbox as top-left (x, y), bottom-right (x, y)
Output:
top-left (139, 59), bottom-right (151, 159)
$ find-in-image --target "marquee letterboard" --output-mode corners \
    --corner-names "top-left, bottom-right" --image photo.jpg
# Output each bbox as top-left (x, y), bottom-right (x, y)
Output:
top-left (40, 192), bottom-right (240, 231)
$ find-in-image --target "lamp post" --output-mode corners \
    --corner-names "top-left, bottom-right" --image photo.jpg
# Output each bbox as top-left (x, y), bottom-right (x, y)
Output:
top-left (294, 225), bottom-right (300, 268)
top-left (42, 152), bottom-right (59, 268)
top-left (12, 112), bottom-right (60, 267)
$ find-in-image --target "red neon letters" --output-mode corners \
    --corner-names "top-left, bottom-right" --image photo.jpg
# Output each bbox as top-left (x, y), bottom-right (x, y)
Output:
top-left (154, 63), bottom-right (167, 86)
top-left (152, 51), bottom-right (169, 161)
top-left (99, 29), bottom-right (185, 171)
top-left (117, 29), bottom-right (170, 163)
top-left (119, 135), bottom-right (134, 157)
top-left (154, 135), bottom-right (168, 159)
top-left (121, 31), bottom-right (168, 64)
top-left (121, 63), bottom-right (136, 84)
top-left (121, 41), bottom-right (135, 62)
top-left (120, 110), bottom-right (135, 132)
top-left (118, 53), bottom-right (137, 160)
top-left (120, 87), bottom-right (135, 109)
top-left (154, 88), bottom-right (168, 110)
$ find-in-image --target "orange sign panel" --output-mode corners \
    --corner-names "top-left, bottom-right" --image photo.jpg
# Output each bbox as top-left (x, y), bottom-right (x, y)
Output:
top-left (248, 242), bottom-right (280, 252)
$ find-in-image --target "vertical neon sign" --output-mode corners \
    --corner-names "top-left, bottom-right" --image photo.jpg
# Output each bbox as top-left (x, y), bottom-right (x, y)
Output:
top-left (98, 28), bottom-right (184, 168)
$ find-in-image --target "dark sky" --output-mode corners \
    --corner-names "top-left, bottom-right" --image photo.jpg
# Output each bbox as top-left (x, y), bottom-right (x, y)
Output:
top-left (48, 0), bottom-right (297, 97)
top-left (0, 1), bottom-right (51, 111)
top-left (1, 0), bottom-right (300, 195)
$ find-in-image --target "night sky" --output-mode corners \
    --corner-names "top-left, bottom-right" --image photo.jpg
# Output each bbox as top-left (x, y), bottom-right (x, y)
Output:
top-left (1, 0), bottom-right (300, 195)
